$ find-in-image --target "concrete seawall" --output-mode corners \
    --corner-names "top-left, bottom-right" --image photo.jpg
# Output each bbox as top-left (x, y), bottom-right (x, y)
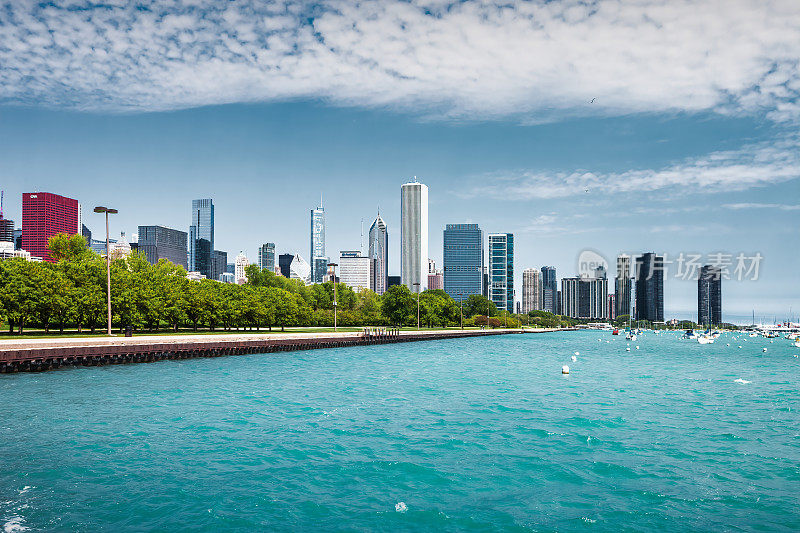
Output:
top-left (0, 328), bottom-right (567, 373)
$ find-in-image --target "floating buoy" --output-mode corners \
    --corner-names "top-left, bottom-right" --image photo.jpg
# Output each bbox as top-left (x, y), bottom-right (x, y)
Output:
top-left (574, 351), bottom-right (580, 356)
top-left (562, 365), bottom-right (570, 374)
top-left (626, 347), bottom-right (631, 351)
top-left (636, 346), bottom-right (640, 349)
top-left (763, 348), bottom-right (767, 352)
top-left (726, 343), bottom-right (730, 346)
top-left (738, 345), bottom-right (742, 348)
top-left (395, 502), bottom-right (408, 513)
top-left (571, 355), bottom-right (577, 362)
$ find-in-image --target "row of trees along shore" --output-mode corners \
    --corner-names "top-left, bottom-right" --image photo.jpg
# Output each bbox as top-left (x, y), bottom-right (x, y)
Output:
top-left (0, 234), bottom-right (579, 335)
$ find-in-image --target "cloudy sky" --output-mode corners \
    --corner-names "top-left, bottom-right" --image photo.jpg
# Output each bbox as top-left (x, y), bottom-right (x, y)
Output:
top-left (0, 0), bottom-right (798, 322)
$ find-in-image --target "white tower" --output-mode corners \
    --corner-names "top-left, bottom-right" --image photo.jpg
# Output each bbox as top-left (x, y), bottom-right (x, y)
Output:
top-left (400, 179), bottom-right (428, 293)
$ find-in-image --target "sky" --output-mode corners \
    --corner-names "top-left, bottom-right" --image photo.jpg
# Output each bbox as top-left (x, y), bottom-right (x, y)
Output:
top-left (0, 0), bottom-right (798, 323)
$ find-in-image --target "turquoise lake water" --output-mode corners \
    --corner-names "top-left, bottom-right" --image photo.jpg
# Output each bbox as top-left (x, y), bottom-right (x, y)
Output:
top-left (1, 330), bottom-right (799, 532)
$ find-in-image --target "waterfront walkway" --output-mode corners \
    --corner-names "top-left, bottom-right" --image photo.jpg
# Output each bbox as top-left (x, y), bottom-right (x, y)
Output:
top-left (0, 328), bottom-right (569, 373)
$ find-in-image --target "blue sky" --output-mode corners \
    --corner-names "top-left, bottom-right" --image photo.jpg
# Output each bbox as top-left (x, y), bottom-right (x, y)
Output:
top-left (0, 0), bottom-right (798, 323)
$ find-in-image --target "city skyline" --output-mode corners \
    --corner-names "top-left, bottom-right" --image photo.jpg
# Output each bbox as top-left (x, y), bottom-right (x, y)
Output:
top-left (0, 1), bottom-right (796, 322)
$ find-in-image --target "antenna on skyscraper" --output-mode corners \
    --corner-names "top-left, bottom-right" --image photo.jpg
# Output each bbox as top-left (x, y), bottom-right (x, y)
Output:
top-left (360, 218), bottom-right (364, 254)
top-left (320, 192), bottom-right (323, 210)
top-left (0, 190), bottom-right (3, 219)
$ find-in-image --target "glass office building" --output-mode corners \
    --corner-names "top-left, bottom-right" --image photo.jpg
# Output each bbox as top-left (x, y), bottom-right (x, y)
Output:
top-left (488, 233), bottom-right (514, 313)
top-left (443, 223), bottom-right (483, 301)
top-left (138, 225), bottom-right (188, 268)
top-left (258, 243), bottom-right (276, 271)
top-left (541, 266), bottom-right (557, 314)
top-left (189, 199), bottom-right (214, 279)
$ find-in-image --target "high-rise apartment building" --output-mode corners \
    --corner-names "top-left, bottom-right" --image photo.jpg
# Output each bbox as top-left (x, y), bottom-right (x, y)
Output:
top-left (401, 180), bottom-right (428, 293)
top-left (541, 266), bottom-right (557, 313)
top-left (615, 254), bottom-right (633, 318)
top-left (138, 225), bottom-right (188, 268)
top-left (698, 265), bottom-right (722, 326)
top-left (560, 276), bottom-right (609, 319)
top-left (339, 250), bottom-right (371, 291)
top-left (234, 252), bottom-right (248, 284)
top-left (310, 201), bottom-right (326, 283)
top-left (368, 213), bottom-right (388, 295)
top-left (635, 253), bottom-right (664, 323)
top-left (258, 243), bottom-right (276, 271)
top-left (522, 268), bottom-right (541, 314)
top-left (488, 233), bottom-right (514, 312)
top-left (22, 192), bottom-right (80, 262)
top-left (443, 223), bottom-right (483, 301)
top-left (189, 199), bottom-right (214, 279)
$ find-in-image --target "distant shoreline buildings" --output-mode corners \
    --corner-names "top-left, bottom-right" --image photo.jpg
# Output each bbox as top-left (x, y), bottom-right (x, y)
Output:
top-left (1, 185), bottom-right (723, 325)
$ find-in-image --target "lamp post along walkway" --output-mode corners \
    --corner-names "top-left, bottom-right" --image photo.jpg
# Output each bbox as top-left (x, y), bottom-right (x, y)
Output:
top-left (94, 206), bottom-right (117, 336)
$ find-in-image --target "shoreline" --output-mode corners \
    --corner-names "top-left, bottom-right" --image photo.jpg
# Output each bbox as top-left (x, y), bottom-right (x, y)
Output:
top-left (0, 328), bottom-right (573, 373)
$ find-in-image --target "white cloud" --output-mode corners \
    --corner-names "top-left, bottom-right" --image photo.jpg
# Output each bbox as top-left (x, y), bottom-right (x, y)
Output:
top-left (0, 0), bottom-right (797, 120)
top-left (461, 133), bottom-right (800, 199)
top-left (723, 203), bottom-right (800, 211)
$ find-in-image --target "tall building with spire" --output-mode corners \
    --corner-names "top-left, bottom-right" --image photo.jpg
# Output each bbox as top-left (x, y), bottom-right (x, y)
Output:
top-left (401, 179), bottom-right (428, 293)
top-left (310, 198), bottom-right (325, 283)
top-left (368, 212), bottom-right (388, 295)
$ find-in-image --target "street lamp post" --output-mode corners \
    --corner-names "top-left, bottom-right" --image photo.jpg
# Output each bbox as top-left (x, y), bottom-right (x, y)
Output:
top-left (94, 206), bottom-right (118, 336)
top-left (413, 282), bottom-right (420, 330)
top-left (328, 263), bottom-right (338, 331)
top-left (459, 292), bottom-right (463, 329)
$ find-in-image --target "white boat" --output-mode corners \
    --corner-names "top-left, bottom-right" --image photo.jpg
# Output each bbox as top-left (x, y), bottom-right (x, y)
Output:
top-left (697, 335), bottom-right (714, 344)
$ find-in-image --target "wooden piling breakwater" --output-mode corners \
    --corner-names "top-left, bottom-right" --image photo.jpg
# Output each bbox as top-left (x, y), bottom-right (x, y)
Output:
top-left (0, 329), bottom-right (528, 373)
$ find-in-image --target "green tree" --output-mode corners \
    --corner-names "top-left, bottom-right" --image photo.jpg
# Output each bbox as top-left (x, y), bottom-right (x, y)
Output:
top-left (381, 285), bottom-right (415, 326)
top-left (48, 233), bottom-right (93, 262)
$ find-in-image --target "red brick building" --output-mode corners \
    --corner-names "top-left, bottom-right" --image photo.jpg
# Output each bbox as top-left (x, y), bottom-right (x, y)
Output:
top-left (22, 192), bottom-right (80, 262)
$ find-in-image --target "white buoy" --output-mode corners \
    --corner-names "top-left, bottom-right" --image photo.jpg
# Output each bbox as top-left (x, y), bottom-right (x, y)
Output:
top-left (395, 502), bottom-right (408, 513)
top-left (738, 345), bottom-right (742, 348)
top-left (626, 347), bottom-right (631, 351)
top-left (636, 346), bottom-right (640, 349)
top-left (562, 365), bottom-right (570, 374)
top-left (726, 343), bottom-right (730, 346)
top-left (574, 351), bottom-right (580, 356)
top-left (763, 347), bottom-right (767, 352)
top-left (571, 355), bottom-right (577, 362)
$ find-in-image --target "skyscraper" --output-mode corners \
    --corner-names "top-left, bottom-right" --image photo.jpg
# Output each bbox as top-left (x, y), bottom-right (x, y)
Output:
top-left (635, 253), bottom-right (664, 323)
top-left (310, 201), bottom-right (325, 283)
top-left (212, 250), bottom-right (227, 281)
top-left (522, 268), bottom-right (541, 314)
top-left (698, 265), bottom-right (722, 326)
top-left (615, 254), bottom-right (633, 318)
top-left (22, 192), bottom-right (80, 262)
top-left (400, 180), bottom-right (428, 293)
top-left (138, 225), bottom-right (188, 268)
top-left (560, 275), bottom-right (609, 319)
top-left (234, 252), bottom-right (248, 284)
top-left (189, 199), bottom-right (214, 278)
top-left (258, 243), bottom-right (276, 271)
top-left (368, 213), bottom-right (388, 295)
top-left (278, 253), bottom-right (294, 278)
top-left (443, 223), bottom-right (483, 301)
top-left (541, 266), bottom-right (557, 313)
top-left (488, 233), bottom-right (514, 313)
top-left (0, 217), bottom-right (13, 243)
